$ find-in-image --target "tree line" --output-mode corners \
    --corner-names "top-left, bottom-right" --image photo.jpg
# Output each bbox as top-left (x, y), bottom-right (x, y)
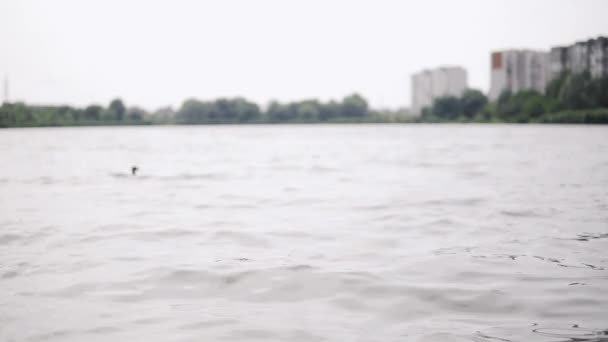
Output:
top-left (421, 71), bottom-right (608, 123)
top-left (0, 99), bottom-right (147, 127)
top-left (174, 94), bottom-right (372, 124)
top-left (2, 72), bottom-right (608, 128)
top-left (0, 94), bottom-right (383, 128)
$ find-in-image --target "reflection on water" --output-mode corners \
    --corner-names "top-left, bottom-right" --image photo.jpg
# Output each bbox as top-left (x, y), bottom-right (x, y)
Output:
top-left (0, 125), bottom-right (607, 341)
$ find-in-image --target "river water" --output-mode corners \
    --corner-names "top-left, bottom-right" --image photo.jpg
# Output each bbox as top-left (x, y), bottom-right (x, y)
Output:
top-left (1, 124), bottom-right (607, 342)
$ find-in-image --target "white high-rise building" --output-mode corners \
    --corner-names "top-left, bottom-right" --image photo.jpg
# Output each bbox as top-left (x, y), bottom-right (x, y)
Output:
top-left (550, 36), bottom-right (608, 80)
top-left (411, 66), bottom-right (468, 115)
top-left (489, 50), bottom-right (550, 101)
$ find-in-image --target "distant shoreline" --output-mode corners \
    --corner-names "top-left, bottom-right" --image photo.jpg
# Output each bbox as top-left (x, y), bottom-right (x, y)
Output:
top-left (3, 118), bottom-right (608, 129)
top-left (3, 74), bottom-right (608, 128)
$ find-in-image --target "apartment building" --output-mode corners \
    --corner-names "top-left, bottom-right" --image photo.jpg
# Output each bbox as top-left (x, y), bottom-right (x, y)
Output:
top-left (488, 50), bottom-right (549, 101)
top-left (411, 66), bottom-right (468, 115)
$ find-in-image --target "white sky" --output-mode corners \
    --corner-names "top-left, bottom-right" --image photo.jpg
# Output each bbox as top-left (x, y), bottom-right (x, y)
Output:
top-left (1, 0), bottom-right (607, 110)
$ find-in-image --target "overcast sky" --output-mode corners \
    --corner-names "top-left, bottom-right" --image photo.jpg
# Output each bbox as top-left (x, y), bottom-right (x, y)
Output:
top-left (1, 0), bottom-right (607, 110)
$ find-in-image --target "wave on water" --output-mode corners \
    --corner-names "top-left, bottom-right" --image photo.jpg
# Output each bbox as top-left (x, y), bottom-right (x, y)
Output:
top-left (3, 125), bottom-right (608, 341)
top-left (476, 325), bottom-right (608, 342)
top-left (574, 233), bottom-right (608, 241)
top-left (500, 209), bottom-right (546, 218)
top-left (109, 172), bottom-right (226, 181)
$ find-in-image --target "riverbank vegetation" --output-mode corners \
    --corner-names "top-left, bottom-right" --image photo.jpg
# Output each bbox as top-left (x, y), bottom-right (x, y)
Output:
top-left (0, 99), bottom-right (149, 127)
top-left (0, 94), bottom-right (396, 127)
top-left (420, 71), bottom-right (608, 124)
top-left (1, 72), bottom-right (607, 127)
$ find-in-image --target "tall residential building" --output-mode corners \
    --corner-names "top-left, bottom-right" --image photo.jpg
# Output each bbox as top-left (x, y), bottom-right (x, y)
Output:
top-left (489, 50), bottom-right (549, 101)
top-left (550, 36), bottom-right (608, 80)
top-left (411, 66), bottom-right (467, 115)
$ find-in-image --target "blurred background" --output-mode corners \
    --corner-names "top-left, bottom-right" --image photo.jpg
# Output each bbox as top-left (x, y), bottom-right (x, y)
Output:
top-left (1, 1), bottom-right (608, 342)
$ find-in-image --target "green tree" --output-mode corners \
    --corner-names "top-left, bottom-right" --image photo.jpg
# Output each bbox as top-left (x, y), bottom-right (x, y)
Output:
top-left (432, 96), bottom-right (461, 120)
top-left (494, 90), bottom-right (544, 122)
top-left (495, 90), bottom-right (514, 120)
top-left (522, 96), bottom-right (546, 119)
top-left (32, 107), bottom-right (55, 126)
top-left (477, 103), bottom-right (496, 122)
top-left (126, 107), bottom-right (146, 122)
top-left (176, 99), bottom-right (209, 124)
top-left (341, 93), bottom-right (368, 118)
top-left (109, 98), bottom-right (126, 121)
top-left (296, 100), bottom-right (321, 122)
top-left (596, 76), bottom-right (608, 108)
top-left (318, 100), bottom-right (340, 121)
top-left (460, 89), bottom-right (488, 119)
top-left (558, 71), bottom-right (599, 110)
top-left (150, 106), bottom-right (175, 124)
top-left (232, 98), bottom-right (260, 122)
top-left (269, 101), bottom-right (298, 122)
top-left (83, 105), bottom-right (103, 121)
top-left (545, 72), bottom-right (569, 99)
top-left (55, 106), bottom-right (76, 124)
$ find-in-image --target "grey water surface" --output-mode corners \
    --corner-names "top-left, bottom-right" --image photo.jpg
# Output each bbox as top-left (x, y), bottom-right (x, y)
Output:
top-left (1, 124), bottom-right (607, 342)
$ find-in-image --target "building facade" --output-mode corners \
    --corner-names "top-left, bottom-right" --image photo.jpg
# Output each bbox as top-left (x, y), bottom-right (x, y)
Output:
top-left (488, 50), bottom-right (549, 101)
top-left (550, 36), bottom-right (608, 80)
top-left (411, 66), bottom-right (467, 115)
